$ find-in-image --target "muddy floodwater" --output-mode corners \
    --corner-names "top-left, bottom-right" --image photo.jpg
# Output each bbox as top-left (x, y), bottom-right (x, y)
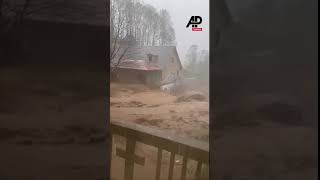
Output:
top-left (110, 83), bottom-right (209, 142)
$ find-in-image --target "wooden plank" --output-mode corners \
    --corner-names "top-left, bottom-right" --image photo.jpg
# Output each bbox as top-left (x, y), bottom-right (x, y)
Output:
top-left (124, 139), bottom-right (136, 180)
top-left (116, 148), bottom-right (145, 166)
top-left (110, 120), bottom-right (209, 163)
top-left (195, 161), bottom-right (202, 180)
top-left (111, 121), bottom-right (209, 180)
top-left (181, 156), bottom-right (188, 180)
top-left (168, 152), bottom-right (176, 180)
top-left (155, 148), bottom-right (163, 180)
top-left (111, 120), bottom-right (208, 151)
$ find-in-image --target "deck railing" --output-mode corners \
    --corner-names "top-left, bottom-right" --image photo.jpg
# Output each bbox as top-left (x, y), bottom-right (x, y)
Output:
top-left (110, 120), bottom-right (209, 180)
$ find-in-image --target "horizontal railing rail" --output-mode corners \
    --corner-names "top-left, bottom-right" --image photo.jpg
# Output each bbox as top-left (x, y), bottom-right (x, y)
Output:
top-left (110, 120), bottom-right (209, 180)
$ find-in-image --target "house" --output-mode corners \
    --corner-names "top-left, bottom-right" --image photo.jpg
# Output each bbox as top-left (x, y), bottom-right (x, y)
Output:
top-left (114, 59), bottom-right (162, 88)
top-left (113, 46), bottom-right (183, 87)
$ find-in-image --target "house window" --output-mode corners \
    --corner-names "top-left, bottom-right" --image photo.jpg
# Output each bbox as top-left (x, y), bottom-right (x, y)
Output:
top-left (148, 55), bottom-right (152, 62)
top-left (154, 55), bottom-right (159, 63)
top-left (147, 54), bottom-right (157, 63)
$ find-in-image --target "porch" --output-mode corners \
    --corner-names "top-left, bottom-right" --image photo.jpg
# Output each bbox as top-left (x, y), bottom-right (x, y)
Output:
top-left (110, 120), bottom-right (209, 180)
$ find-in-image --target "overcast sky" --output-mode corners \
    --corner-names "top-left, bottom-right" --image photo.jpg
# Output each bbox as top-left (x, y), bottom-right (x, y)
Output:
top-left (142, 0), bottom-right (209, 64)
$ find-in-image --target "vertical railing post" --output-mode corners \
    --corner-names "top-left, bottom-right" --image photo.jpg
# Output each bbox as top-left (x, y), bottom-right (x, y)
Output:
top-left (181, 156), bottom-right (188, 180)
top-left (111, 121), bottom-right (208, 180)
top-left (195, 161), bottom-right (203, 180)
top-left (116, 136), bottom-right (145, 180)
top-left (124, 139), bottom-right (136, 180)
top-left (155, 148), bottom-right (163, 180)
top-left (168, 152), bottom-right (176, 180)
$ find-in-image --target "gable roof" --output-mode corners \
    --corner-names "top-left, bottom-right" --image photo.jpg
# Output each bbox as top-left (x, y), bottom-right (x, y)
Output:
top-left (114, 46), bottom-right (183, 70)
top-left (16, 0), bottom-right (108, 26)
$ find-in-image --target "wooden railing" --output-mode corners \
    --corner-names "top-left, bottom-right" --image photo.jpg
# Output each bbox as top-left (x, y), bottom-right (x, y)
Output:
top-left (110, 120), bottom-right (209, 180)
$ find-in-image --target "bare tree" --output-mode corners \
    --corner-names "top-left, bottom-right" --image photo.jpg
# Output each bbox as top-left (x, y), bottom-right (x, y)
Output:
top-left (185, 44), bottom-right (199, 72)
top-left (0, 0), bottom-right (59, 27)
top-left (0, 0), bottom-right (62, 61)
top-left (110, 0), bottom-right (135, 73)
top-left (0, 0), bottom-right (32, 60)
top-left (109, 0), bottom-right (176, 73)
top-left (159, 9), bottom-right (175, 46)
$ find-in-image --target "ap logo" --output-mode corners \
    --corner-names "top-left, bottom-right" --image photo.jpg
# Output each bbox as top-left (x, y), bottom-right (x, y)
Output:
top-left (186, 16), bottom-right (203, 31)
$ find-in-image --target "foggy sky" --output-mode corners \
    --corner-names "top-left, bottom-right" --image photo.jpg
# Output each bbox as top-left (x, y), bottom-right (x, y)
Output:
top-left (142, 0), bottom-right (209, 64)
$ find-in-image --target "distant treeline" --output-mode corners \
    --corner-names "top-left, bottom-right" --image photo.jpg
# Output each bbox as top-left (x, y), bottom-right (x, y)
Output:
top-left (111, 0), bottom-right (176, 46)
top-left (183, 45), bottom-right (209, 81)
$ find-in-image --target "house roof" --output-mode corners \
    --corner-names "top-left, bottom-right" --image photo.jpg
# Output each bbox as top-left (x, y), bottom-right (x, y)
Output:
top-left (117, 60), bottom-right (161, 71)
top-left (16, 0), bottom-right (108, 26)
top-left (114, 46), bottom-right (183, 70)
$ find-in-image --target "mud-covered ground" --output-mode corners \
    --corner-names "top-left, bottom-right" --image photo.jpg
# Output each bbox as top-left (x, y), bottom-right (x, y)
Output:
top-left (110, 83), bottom-right (209, 141)
top-left (0, 66), bottom-right (108, 180)
top-left (110, 83), bottom-right (210, 180)
top-left (110, 81), bottom-right (316, 180)
top-left (1, 67), bottom-right (315, 180)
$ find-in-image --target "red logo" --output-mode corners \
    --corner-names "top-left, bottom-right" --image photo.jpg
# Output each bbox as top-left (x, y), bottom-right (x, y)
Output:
top-left (192, 27), bottom-right (203, 31)
top-left (187, 16), bottom-right (203, 32)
